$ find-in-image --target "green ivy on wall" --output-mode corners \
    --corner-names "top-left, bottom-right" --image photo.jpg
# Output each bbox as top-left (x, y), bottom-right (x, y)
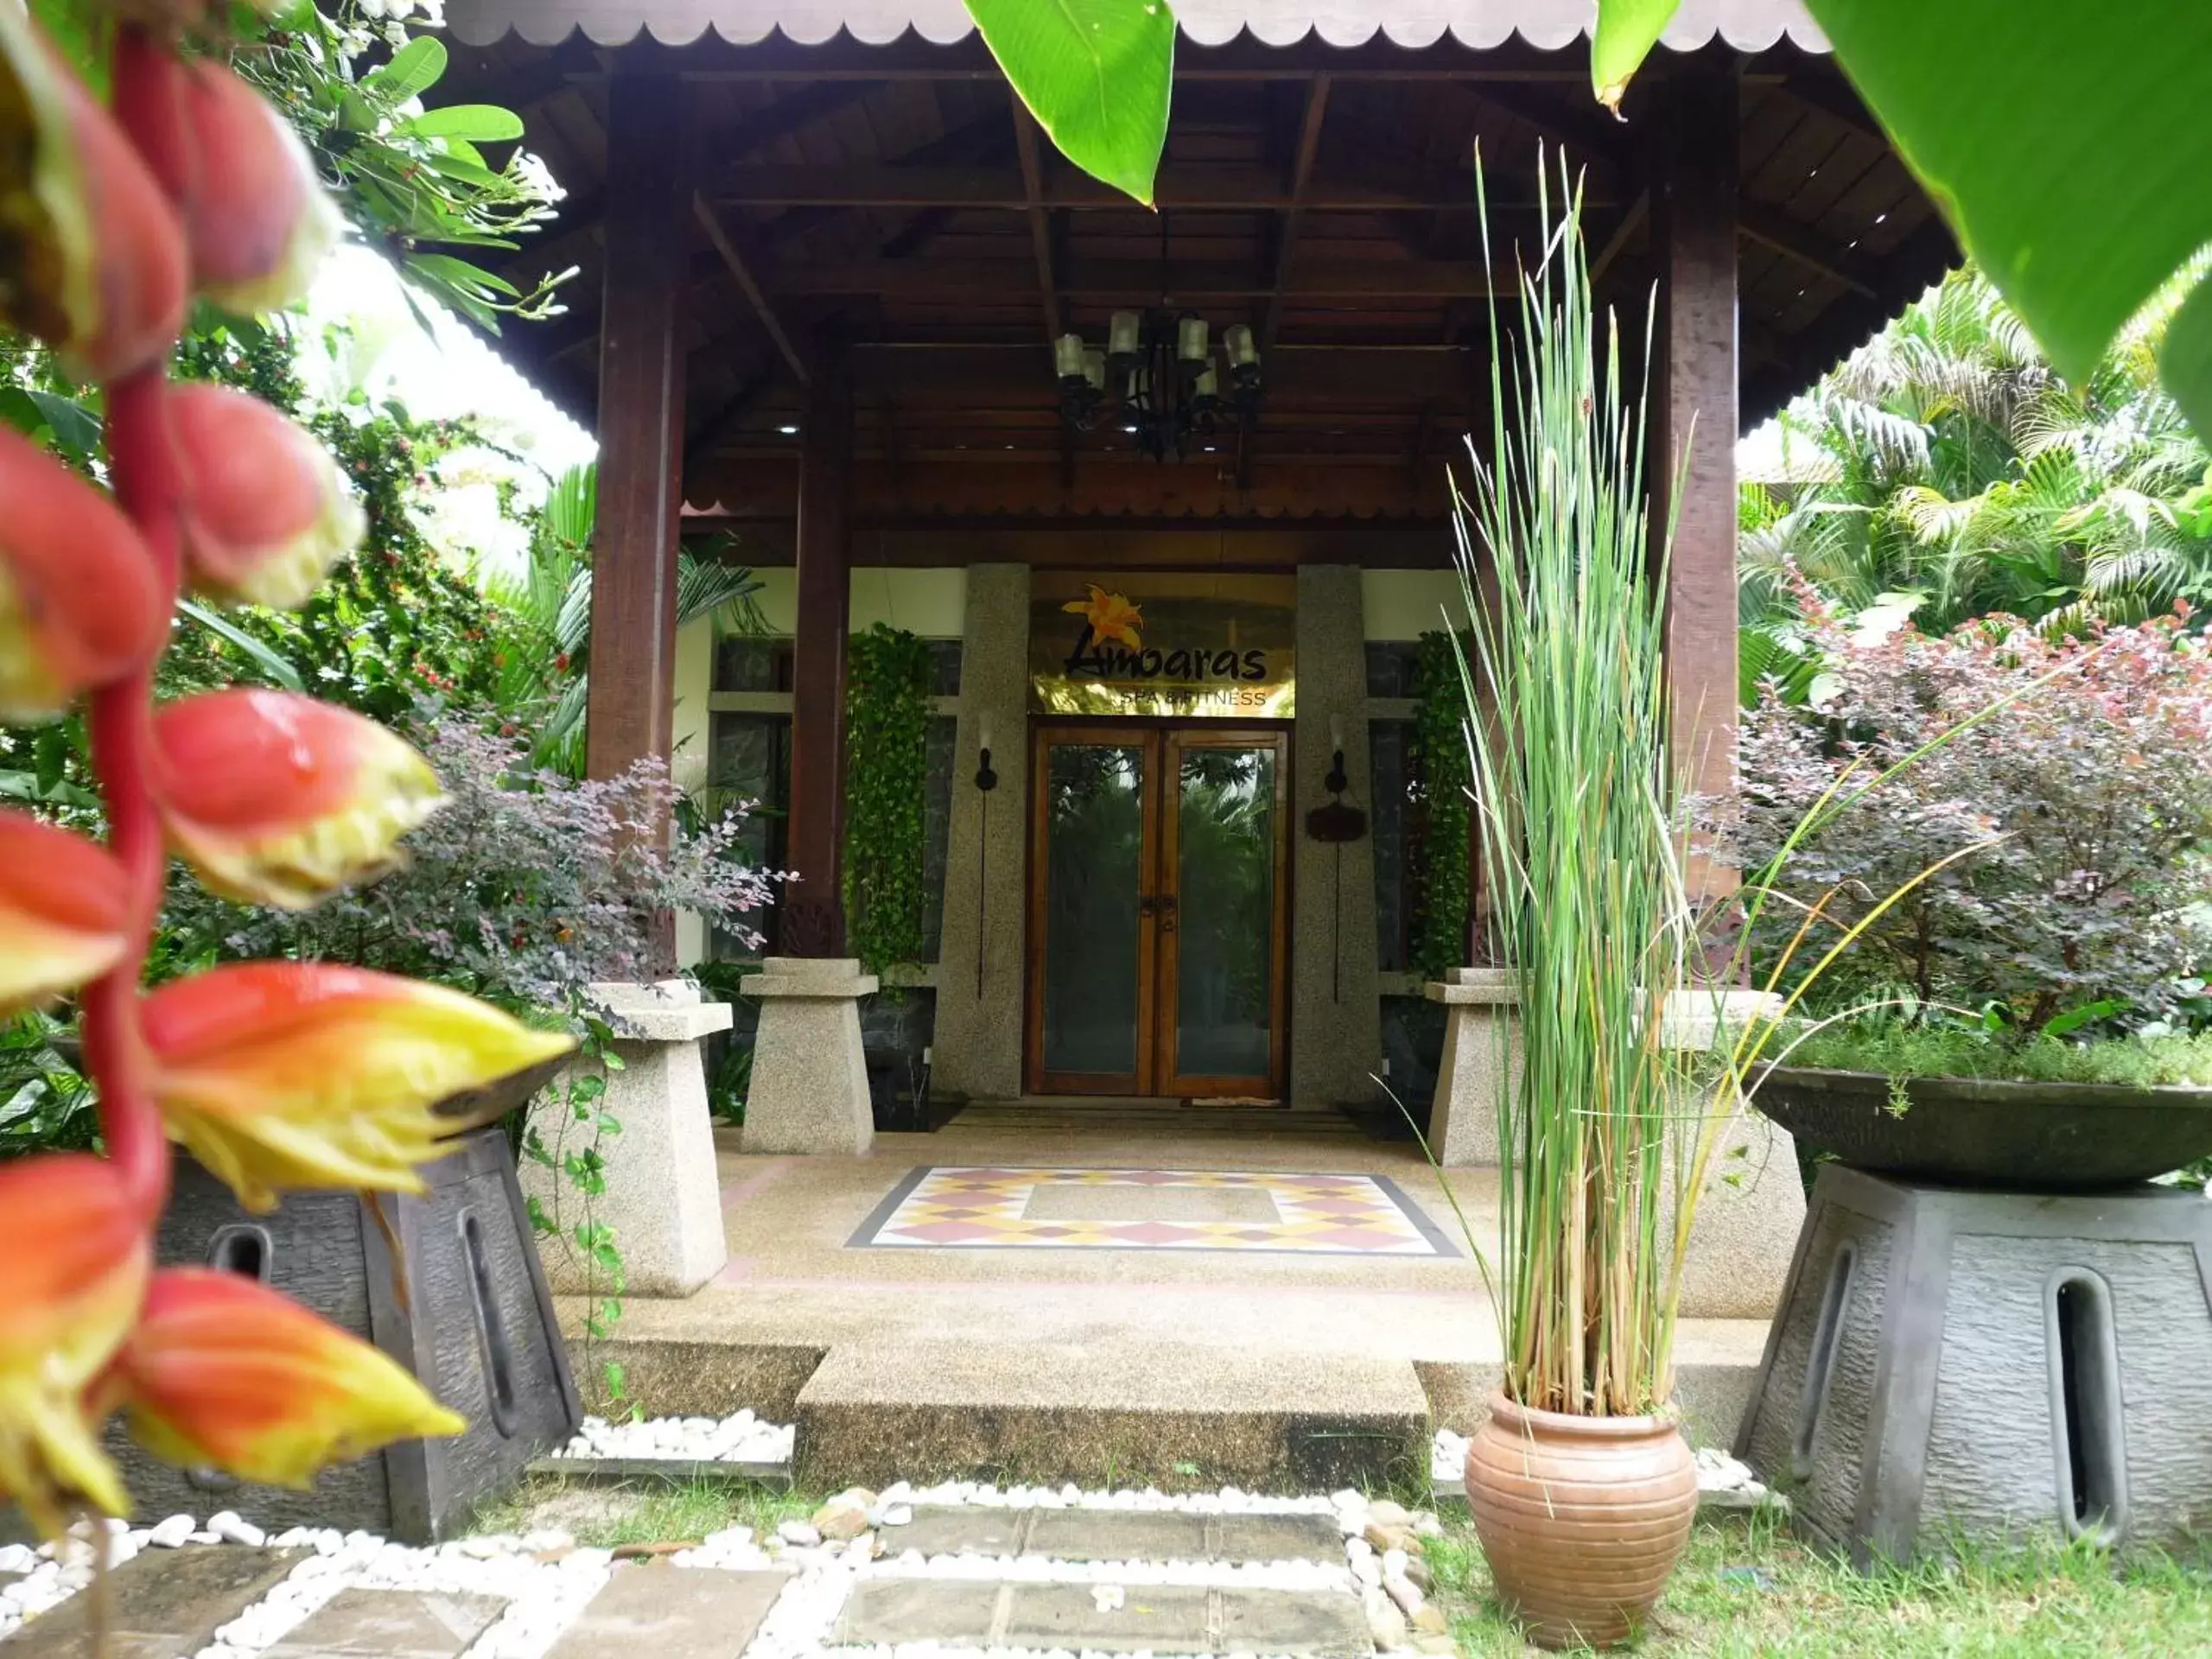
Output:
top-left (842, 625), bottom-right (934, 976)
top-left (1408, 629), bottom-right (1473, 983)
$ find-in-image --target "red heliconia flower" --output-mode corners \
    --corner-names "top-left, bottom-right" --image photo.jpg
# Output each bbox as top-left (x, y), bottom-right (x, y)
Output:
top-left (166, 60), bottom-right (342, 315)
top-left (0, 1156), bottom-right (151, 1535)
top-left (0, 8), bottom-right (188, 378)
top-left (151, 689), bottom-right (444, 909)
top-left (0, 811), bottom-right (130, 1013)
top-left (0, 426), bottom-right (168, 721)
top-left (98, 1268), bottom-right (464, 1490)
top-left (142, 962), bottom-right (575, 1212)
top-left (168, 384), bottom-right (365, 610)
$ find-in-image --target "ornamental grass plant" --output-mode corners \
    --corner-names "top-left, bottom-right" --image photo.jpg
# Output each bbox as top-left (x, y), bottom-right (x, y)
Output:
top-left (1449, 158), bottom-right (1690, 1418)
top-left (1446, 159), bottom-right (2028, 1421)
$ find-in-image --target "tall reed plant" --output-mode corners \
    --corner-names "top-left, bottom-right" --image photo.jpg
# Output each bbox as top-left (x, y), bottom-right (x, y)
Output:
top-left (1451, 160), bottom-right (1693, 1418)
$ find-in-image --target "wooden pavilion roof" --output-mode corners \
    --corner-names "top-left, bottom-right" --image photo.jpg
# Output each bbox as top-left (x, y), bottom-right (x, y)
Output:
top-left (445, 2), bottom-right (1955, 537)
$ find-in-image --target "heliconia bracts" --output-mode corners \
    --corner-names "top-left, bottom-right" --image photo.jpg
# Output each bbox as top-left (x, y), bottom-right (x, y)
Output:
top-left (0, 7), bottom-right (563, 1536)
top-left (169, 385), bottom-right (367, 608)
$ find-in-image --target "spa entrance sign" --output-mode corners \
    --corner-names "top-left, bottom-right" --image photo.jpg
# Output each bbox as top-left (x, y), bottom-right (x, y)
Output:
top-left (1029, 574), bottom-right (1295, 717)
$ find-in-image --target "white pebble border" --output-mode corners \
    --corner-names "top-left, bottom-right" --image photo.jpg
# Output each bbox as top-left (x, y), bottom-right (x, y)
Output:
top-left (1, 1418), bottom-right (1482, 1659)
top-left (563, 1410), bottom-right (796, 1465)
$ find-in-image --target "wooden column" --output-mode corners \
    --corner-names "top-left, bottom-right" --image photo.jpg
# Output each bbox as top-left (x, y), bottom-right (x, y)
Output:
top-left (784, 346), bottom-right (854, 955)
top-left (586, 65), bottom-right (691, 969)
top-left (1652, 62), bottom-right (1740, 893)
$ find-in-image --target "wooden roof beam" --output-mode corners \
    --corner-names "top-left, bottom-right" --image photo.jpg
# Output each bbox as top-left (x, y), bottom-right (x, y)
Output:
top-left (764, 256), bottom-right (1496, 299)
top-left (1738, 201), bottom-right (1879, 298)
top-left (1260, 74), bottom-right (1331, 355)
top-left (694, 194), bottom-right (811, 385)
top-left (499, 80), bottom-right (883, 286)
top-left (712, 162), bottom-right (1592, 211)
top-left (1013, 106), bottom-right (1062, 340)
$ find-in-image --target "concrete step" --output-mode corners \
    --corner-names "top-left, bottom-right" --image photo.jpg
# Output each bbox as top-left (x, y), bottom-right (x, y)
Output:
top-left (793, 1343), bottom-right (1431, 1494)
top-left (884, 1508), bottom-right (1347, 1564)
top-left (835, 1580), bottom-right (1372, 1658)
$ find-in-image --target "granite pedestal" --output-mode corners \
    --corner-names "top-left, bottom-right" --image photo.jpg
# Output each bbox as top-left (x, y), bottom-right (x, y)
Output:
top-left (741, 957), bottom-right (878, 1155)
top-left (1737, 1166), bottom-right (2212, 1564)
top-left (1422, 969), bottom-right (1518, 1167)
top-left (523, 980), bottom-right (731, 1298)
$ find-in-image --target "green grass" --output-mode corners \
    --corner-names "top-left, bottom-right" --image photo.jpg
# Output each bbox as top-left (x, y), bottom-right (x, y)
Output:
top-left (1783, 1025), bottom-right (2212, 1089)
top-left (465, 1475), bottom-right (820, 1550)
top-left (1431, 1512), bottom-right (2212, 1656)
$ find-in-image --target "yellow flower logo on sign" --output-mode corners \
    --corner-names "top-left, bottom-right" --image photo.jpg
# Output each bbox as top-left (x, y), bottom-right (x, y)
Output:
top-left (1063, 584), bottom-right (1144, 652)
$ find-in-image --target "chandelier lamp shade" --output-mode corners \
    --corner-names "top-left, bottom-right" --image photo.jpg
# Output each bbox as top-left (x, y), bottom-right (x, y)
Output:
top-left (1053, 309), bottom-right (1263, 461)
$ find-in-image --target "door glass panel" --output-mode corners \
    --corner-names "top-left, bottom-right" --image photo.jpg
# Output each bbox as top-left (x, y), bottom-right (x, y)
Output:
top-left (1041, 743), bottom-right (1147, 1077)
top-left (1173, 745), bottom-right (1275, 1079)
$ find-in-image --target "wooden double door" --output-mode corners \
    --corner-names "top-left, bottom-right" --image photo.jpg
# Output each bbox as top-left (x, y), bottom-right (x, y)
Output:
top-left (1026, 722), bottom-right (1290, 1099)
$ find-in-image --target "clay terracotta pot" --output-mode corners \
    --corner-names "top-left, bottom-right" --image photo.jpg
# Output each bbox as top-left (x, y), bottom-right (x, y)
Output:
top-left (1463, 1390), bottom-right (1697, 1649)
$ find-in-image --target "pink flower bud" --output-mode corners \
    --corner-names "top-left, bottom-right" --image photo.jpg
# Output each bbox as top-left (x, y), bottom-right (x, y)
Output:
top-left (142, 963), bottom-right (575, 1212)
top-left (0, 9), bottom-right (188, 378)
top-left (0, 1154), bottom-right (149, 1535)
top-left (0, 427), bottom-right (167, 721)
top-left (151, 690), bottom-right (444, 909)
top-left (169, 61), bottom-right (343, 315)
top-left (0, 811), bottom-right (130, 1014)
top-left (169, 385), bottom-right (365, 609)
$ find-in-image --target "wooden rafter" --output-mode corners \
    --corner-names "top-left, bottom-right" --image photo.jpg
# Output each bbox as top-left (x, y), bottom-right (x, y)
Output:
top-left (1589, 189), bottom-right (1649, 286)
top-left (1262, 76), bottom-right (1330, 354)
top-left (1738, 201), bottom-right (1878, 298)
top-left (761, 255), bottom-right (1493, 301)
top-left (712, 162), bottom-right (1575, 212)
top-left (499, 80), bottom-right (883, 287)
top-left (694, 194), bottom-right (811, 385)
top-left (683, 373), bottom-right (774, 470)
top-left (1012, 106), bottom-right (1061, 339)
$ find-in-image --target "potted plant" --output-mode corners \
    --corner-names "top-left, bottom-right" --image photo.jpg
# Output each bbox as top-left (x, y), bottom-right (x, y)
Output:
top-left (1735, 598), bottom-right (2212, 1191)
top-left (1443, 166), bottom-right (1710, 1650)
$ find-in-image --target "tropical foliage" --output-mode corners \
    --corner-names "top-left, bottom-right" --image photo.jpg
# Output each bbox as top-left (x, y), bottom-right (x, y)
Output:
top-left (1741, 269), bottom-right (2212, 702)
top-left (1735, 601), bottom-right (2212, 1035)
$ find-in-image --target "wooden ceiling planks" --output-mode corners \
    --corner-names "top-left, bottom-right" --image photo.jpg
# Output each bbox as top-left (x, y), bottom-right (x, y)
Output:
top-left (444, 24), bottom-right (1956, 512)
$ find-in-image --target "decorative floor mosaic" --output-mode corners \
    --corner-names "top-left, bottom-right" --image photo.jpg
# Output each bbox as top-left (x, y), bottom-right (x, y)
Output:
top-left (849, 1166), bottom-right (1457, 1255)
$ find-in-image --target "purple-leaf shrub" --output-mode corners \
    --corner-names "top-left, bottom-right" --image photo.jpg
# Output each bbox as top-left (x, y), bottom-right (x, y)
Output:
top-left (162, 712), bottom-right (776, 1017)
top-left (1734, 600), bottom-right (2212, 1027)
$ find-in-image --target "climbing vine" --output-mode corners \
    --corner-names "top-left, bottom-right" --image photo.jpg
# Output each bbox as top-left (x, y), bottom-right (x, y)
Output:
top-left (1408, 629), bottom-right (1473, 982)
top-left (842, 624), bottom-right (933, 976)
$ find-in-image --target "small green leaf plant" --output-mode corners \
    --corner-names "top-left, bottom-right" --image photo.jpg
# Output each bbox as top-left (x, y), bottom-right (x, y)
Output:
top-left (1408, 629), bottom-right (1473, 983)
top-left (842, 624), bottom-right (934, 978)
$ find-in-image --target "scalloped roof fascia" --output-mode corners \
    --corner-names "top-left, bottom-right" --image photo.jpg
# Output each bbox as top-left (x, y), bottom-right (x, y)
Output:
top-left (447, 1), bottom-right (1827, 56)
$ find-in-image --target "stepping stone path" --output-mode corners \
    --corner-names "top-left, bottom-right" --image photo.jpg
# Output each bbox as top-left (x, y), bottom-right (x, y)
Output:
top-left (0, 1452), bottom-right (1453, 1659)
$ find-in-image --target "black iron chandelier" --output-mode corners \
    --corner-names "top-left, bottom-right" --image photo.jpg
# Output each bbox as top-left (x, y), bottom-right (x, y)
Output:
top-left (1052, 310), bottom-right (1262, 461)
top-left (1050, 218), bottom-right (1262, 461)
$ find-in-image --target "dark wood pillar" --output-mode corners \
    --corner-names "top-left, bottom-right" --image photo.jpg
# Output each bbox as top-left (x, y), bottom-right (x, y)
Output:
top-left (784, 346), bottom-right (854, 956)
top-left (1652, 62), bottom-right (1740, 896)
top-left (585, 65), bottom-right (691, 969)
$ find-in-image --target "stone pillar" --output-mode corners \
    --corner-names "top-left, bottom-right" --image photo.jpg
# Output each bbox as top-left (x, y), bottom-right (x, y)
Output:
top-left (741, 956), bottom-right (878, 1154)
top-left (1661, 988), bottom-right (1808, 1320)
top-left (1423, 967), bottom-right (1519, 1166)
top-left (522, 981), bottom-right (730, 1299)
top-left (932, 564), bottom-right (1030, 1101)
top-left (1291, 564), bottom-right (1383, 1107)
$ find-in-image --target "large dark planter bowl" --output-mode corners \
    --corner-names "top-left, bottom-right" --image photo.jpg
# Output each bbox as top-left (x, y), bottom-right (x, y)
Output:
top-left (1753, 1065), bottom-right (2212, 1191)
